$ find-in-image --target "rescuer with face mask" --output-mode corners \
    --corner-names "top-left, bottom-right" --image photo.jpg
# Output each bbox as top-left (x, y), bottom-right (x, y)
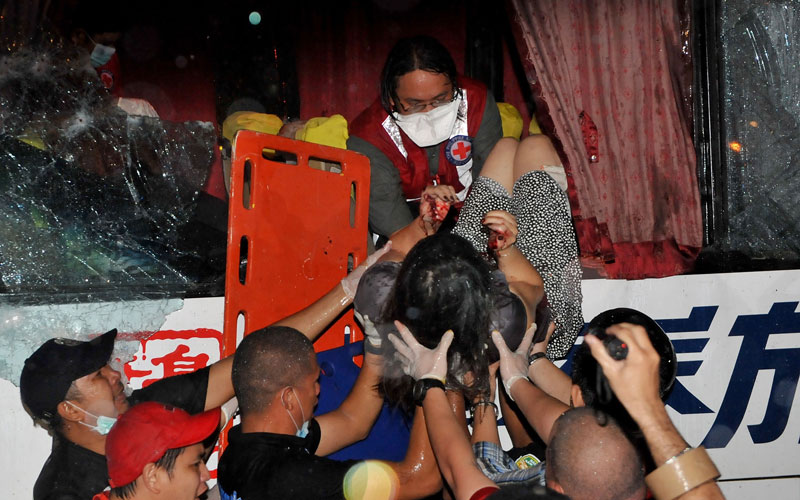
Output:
top-left (348, 35), bottom-right (502, 243)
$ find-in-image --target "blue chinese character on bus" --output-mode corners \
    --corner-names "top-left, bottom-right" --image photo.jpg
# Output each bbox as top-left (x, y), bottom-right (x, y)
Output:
top-left (701, 302), bottom-right (800, 448)
top-left (660, 306), bottom-right (717, 415)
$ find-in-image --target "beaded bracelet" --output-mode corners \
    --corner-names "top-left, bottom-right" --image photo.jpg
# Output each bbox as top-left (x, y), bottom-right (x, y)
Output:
top-left (470, 401), bottom-right (498, 419)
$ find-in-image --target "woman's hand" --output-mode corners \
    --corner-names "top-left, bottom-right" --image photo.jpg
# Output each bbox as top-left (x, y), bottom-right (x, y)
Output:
top-left (421, 183), bottom-right (458, 203)
top-left (482, 210), bottom-right (518, 252)
top-left (388, 320), bottom-right (453, 382)
top-left (419, 184), bottom-right (456, 235)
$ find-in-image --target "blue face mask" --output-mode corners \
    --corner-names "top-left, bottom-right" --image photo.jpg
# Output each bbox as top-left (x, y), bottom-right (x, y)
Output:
top-left (284, 388), bottom-right (309, 438)
top-left (90, 43), bottom-right (116, 68)
top-left (66, 401), bottom-right (117, 435)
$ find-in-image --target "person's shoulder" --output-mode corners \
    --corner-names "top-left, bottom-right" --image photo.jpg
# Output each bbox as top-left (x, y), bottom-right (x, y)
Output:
top-left (349, 98), bottom-right (388, 134)
top-left (40, 492), bottom-right (85, 500)
top-left (128, 365), bottom-right (210, 413)
top-left (459, 75), bottom-right (489, 93)
top-left (35, 459), bottom-right (106, 500)
top-left (221, 438), bottom-right (353, 500)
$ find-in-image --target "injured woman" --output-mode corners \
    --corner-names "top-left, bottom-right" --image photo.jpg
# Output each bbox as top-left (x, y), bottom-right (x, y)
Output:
top-left (353, 135), bottom-right (584, 412)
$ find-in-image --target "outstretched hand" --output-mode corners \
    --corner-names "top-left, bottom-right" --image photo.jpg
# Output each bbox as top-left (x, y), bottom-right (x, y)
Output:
top-left (583, 323), bottom-right (662, 418)
top-left (341, 241), bottom-right (392, 300)
top-left (491, 323), bottom-right (536, 399)
top-left (387, 320), bottom-right (453, 382)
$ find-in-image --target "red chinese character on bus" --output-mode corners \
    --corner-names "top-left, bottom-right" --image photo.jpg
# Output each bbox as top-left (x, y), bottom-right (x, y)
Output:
top-left (124, 329), bottom-right (223, 389)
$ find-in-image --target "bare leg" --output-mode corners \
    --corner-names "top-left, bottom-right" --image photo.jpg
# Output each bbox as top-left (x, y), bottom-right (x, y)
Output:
top-left (478, 137), bottom-right (518, 194)
top-left (512, 135), bottom-right (561, 181)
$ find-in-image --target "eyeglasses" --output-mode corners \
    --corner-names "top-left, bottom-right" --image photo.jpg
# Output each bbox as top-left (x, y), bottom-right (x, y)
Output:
top-left (395, 88), bottom-right (457, 114)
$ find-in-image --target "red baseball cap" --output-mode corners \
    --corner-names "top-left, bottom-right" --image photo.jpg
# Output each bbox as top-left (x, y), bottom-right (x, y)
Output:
top-left (106, 402), bottom-right (220, 487)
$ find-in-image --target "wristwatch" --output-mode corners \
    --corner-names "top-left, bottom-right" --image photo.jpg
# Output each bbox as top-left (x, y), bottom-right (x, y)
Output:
top-left (528, 351), bottom-right (547, 366)
top-left (412, 378), bottom-right (446, 406)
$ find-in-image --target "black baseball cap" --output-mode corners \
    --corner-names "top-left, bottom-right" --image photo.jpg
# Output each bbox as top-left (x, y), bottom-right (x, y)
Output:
top-left (20, 329), bottom-right (117, 422)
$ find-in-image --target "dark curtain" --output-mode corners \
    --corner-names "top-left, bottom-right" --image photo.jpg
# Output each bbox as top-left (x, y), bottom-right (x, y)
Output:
top-left (294, 0), bottom-right (531, 125)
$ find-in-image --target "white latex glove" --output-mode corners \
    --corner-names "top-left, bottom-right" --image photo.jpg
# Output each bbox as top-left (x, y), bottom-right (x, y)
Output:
top-left (220, 397), bottom-right (239, 428)
top-left (491, 323), bottom-right (536, 401)
top-left (387, 320), bottom-right (453, 382)
top-left (340, 241), bottom-right (392, 300)
top-left (354, 310), bottom-right (381, 350)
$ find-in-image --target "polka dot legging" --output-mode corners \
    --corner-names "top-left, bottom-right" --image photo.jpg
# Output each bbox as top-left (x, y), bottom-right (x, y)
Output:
top-left (454, 170), bottom-right (583, 358)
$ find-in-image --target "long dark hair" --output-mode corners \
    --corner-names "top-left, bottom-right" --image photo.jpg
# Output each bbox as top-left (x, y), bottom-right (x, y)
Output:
top-left (381, 233), bottom-right (493, 409)
top-left (379, 35), bottom-right (460, 115)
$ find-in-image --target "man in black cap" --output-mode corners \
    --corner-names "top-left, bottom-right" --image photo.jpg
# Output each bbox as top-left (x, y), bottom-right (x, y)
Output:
top-left (20, 329), bottom-right (234, 500)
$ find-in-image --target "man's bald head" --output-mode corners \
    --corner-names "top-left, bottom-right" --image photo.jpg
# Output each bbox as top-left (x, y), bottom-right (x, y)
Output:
top-left (546, 407), bottom-right (645, 500)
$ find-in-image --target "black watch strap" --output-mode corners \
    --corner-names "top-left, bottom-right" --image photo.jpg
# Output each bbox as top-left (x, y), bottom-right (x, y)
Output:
top-left (413, 378), bottom-right (446, 406)
top-left (528, 351), bottom-right (547, 366)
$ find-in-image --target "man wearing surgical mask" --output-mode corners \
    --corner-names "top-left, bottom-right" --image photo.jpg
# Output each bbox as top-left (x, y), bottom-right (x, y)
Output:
top-left (349, 35), bottom-right (502, 244)
top-left (71, 27), bottom-right (124, 96)
top-left (19, 329), bottom-right (235, 500)
top-left (218, 325), bottom-right (442, 499)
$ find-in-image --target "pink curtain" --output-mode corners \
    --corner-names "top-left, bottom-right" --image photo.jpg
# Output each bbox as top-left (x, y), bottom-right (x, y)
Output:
top-left (509, 0), bottom-right (701, 279)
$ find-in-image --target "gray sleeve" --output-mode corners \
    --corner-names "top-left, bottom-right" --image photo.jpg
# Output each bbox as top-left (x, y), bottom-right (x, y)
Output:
top-left (347, 135), bottom-right (414, 237)
top-left (471, 92), bottom-right (503, 178)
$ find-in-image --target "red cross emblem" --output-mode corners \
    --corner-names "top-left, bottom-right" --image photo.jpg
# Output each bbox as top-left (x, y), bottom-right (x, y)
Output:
top-left (452, 141), bottom-right (471, 160)
top-left (445, 135), bottom-right (473, 166)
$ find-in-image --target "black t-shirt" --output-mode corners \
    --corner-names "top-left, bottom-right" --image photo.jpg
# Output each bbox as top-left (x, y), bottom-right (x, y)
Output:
top-left (33, 366), bottom-right (210, 500)
top-left (218, 419), bottom-right (359, 500)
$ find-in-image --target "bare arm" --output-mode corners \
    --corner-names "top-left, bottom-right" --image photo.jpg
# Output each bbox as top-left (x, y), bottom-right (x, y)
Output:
top-left (388, 406), bottom-right (444, 500)
top-left (274, 244), bottom-right (392, 341)
top-left (527, 322), bottom-right (572, 405)
top-left (492, 328), bottom-right (569, 445)
top-left (586, 324), bottom-right (725, 500)
top-left (272, 282), bottom-right (351, 342)
top-left (387, 217), bottom-right (429, 258)
top-left (423, 387), bottom-right (497, 500)
top-left (507, 378), bottom-right (569, 445)
top-left (486, 210), bottom-right (544, 322)
top-left (387, 322), bottom-right (494, 499)
top-left (315, 350), bottom-right (385, 456)
top-left (204, 356), bottom-right (234, 411)
top-left (490, 209), bottom-right (571, 405)
top-left (470, 363), bottom-right (501, 446)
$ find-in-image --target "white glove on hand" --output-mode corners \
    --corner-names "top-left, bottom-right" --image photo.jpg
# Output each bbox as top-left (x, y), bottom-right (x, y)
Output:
top-left (491, 324), bottom-right (536, 401)
top-left (220, 397), bottom-right (239, 428)
top-left (354, 310), bottom-right (382, 350)
top-left (340, 241), bottom-right (392, 301)
top-left (387, 320), bottom-right (453, 382)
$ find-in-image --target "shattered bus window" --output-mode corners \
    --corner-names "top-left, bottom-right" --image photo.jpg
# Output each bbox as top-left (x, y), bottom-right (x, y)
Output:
top-left (718, 1), bottom-right (800, 262)
top-left (0, 42), bottom-right (224, 299)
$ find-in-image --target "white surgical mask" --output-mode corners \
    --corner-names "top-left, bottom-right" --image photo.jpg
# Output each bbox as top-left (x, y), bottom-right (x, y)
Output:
top-left (90, 43), bottom-right (116, 68)
top-left (393, 96), bottom-right (461, 147)
top-left (65, 401), bottom-right (117, 435)
top-left (283, 388), bottom-right (309, 438)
